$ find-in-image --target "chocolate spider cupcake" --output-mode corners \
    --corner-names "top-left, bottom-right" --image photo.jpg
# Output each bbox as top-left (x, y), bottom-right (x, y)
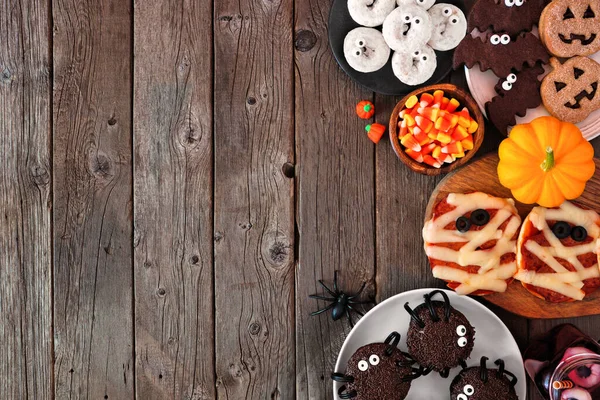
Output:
top-left (450, 356), bottom-right (518, 400)
top-left (332, 332), bottom-right (424, 399)
top-left (404, 290), bottom-right (475, 377)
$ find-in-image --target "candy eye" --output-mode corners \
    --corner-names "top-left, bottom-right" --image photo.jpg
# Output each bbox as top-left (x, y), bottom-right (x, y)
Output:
top-left (490, 34), bottom-right (501, 45)
top-left (450, 17), bottom-right (459, 24)
top-left (456, 216), bottom-right (471, 233)
top-left (464, 384), bottom-right (475, 395)
top-left (457, 395), bottom-right (468, 400)
top-left (571, 226), bottom-right (588, 242)
top-left (500, 34), bottom-right (511, 45)
top-left (443, 7), bottom-right (452, 16)
top-left (369, 355), bottom-right (380, 365)
top-left (421, 55), bottom-right (428, 61)
top-left (507, 73), bottom-right (517, 83)
top-left (356, 39), bottom-right (365, 47)
top-left (514, 0), bottom-right (524, 5)
top-left (358, 360), bottom-right (369, 371)
top-left (414, 50), bottom-right (420, 56)
top-left (413, 17), bottom-right (421, 24)
top-left (552, 221), bottom-right (571, 239)
top-left (456, 325), bottom-right (467, 336)
top-left (470, 209), bottom-right (490, 226)
top-left (457, 337), bottom-right (468, 347)
top-left (504, 0), bottom-right (514, 6)
top-left (354, 50), bottom-right (363, 57)
top-left (502, 81), bottom-right (513, 91)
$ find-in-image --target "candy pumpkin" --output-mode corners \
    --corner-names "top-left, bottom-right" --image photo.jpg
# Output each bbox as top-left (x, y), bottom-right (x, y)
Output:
top-left (498, 116), bottom-right (595, 208)
top-left (356, 100), bottom-right (375, 119)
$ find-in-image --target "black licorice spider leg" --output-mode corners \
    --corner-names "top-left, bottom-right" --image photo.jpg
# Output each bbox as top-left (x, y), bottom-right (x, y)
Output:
top-left (309, 270), bottom-right (373, 327)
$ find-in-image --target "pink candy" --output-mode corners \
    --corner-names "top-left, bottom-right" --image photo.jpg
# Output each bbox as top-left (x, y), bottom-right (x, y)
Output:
top-left (561, 387), bottom-right (592, 400)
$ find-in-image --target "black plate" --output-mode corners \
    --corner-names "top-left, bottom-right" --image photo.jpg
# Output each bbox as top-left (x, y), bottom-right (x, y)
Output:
top-left (328, 0), bottom-right (467, 96)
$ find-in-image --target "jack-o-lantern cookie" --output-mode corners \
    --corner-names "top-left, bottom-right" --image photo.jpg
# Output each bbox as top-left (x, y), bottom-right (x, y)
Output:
top-left (468, 0), bottom-right (549, 37)
top-left (383, 5), bottom-right (433, 53)
top-left (453, 32), bottom-right (549, 78)
top-left (348, 0), bottom-right (397, 27)
top-left (423, 192), bottom-right (522, 295)
top-left (541, 57), bottom-right (600, 123)
top-left (391, 45), bottom-right (437, 85)
top-left (515, 201), bottom-right (600, 303)
top-left (539, 0), bottom-right (600, 57)
top-left (344, 27), bottom-right (391, 73)
top-left (485, 64), bottom-right (545, 133)
top-left (428, 4), bottom-right (467, 51)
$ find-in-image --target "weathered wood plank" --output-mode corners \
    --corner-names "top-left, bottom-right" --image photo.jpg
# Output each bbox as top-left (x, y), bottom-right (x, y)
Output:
top-left (52, 0), bottom-right (134, 398)
top-left (133, 0), bottom-right (214, 399)
top-left (213, 0), bottom-right (295, 398)
top-left (294, 1), bottom-right (375, 398)
top-left (0, 0), bottom-right (52, 398)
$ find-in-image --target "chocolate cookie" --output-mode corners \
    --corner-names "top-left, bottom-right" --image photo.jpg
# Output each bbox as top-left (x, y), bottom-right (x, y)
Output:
top-left (468, 0), bottom-right (549, 37)
top-left (453, 32), bottom-right (549, 78)
top-left (332, 332), bottom-right (424, 399)
top-left (404, 290), bottom-right (475, 377)
top-left (541, 57), bottom-right (600, 123)
top-left (450, 357), bottom-right (519, 400)
top-left (485, 64), bottom-right (545, 133)
top-left (539, 0), bottom-right (600, 57)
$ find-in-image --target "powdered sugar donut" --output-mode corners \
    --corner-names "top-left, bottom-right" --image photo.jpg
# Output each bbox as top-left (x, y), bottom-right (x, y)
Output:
top-left (391, 45), bottom-right (437, 85)
top-left (347, 0), bottom-right (397, 27)
top-left (344, 27), bottom-right (391, 73)
top-left (428, 4), bottom-right (467, 51)
top-left (397, 0), bottom-right (435, 10)
top-left (383, 5), bottom-right (433, 53)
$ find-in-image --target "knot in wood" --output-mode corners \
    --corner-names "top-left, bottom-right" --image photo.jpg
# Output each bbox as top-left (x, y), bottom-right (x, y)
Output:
top-left (249, 322), bottom-right (261, 335)
top-left (107, 116), bottom-right (117, 126)
top-left (214, 231), bottom-right (224, 243)
top-left (295, 30), bottom-right (317, 52)
top-left (190, 255), bottom-right (199, 264)
top-left (89, 153), bottom-right (113, 179)
top-left (1, 68), bottom-right (12, 84)
top-left (157, 287), bottom-right (166, 297)
top-left (269, 241), bottom-right (289, 265)
top-left (30, 165), bottom-right (50, 186)
top-left (282, 162), bottom-right (294, 178)
top-left (247, 97), bottom-right (257, 105)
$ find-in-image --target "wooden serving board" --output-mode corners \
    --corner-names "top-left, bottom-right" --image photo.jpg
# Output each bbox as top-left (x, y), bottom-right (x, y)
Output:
top-left (425, 153), bottom-right (600, 319)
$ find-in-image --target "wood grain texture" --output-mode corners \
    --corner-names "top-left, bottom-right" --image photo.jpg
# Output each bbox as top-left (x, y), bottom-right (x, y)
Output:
top-left (294, 1), bottom-right (376, 398)
top-left (52, 0), bottom-right (134, 398)
top-left (425, 153), bottom-right (600, 318)
top-left (133, 0), bottom-right (214, 399)
top-left (213, 1), bottom-right (295, 398)
top-left (0, 0), bottom-right (52, 398)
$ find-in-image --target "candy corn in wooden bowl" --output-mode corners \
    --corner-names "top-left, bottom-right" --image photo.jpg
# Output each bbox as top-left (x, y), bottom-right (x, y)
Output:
top-left (389, 84), bottom-right (485, 176)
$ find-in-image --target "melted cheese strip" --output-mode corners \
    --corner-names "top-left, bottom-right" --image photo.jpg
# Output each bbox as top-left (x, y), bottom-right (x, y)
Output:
top-left (423, 192), bottom-right (521, 293)
top-left (517, 201), bottom-right (600, 300)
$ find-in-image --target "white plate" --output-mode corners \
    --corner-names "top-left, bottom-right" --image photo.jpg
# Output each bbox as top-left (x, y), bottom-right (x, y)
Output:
top-left (333, 288), bottom-right (526, 400)
top-left (464, 28), bottom-right (600, 140)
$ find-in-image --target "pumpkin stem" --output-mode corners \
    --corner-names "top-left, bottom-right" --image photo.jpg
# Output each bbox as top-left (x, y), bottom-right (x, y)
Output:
top-left (540, 146), bottom-right (555, 172)
top-left (363, 104), bottom-right (372, 112)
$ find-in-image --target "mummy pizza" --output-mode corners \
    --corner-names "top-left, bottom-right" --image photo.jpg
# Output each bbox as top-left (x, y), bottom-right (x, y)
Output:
top-left (450, 356), bottom-right (519, 400)
top-left (397, 0), bottom-right (436, 10)
top-left (405, 290), bottom-right (475, 377)
top-left (423, 192), bottom-right (522, 295)
top-left (391, 45), bottom-right (437, 85)
top-left (515, 201), bottom-right (600, 303)
top-left (428, 4), bottom-right (467, 51)
top-left (383, 5), bottom-right (433, 54)
top-left (344, 28), bottom-right (391, 73)
top-left (332, 332), bottom-right (424, 399)
top-left (347, 0), bottom-right (397, 27)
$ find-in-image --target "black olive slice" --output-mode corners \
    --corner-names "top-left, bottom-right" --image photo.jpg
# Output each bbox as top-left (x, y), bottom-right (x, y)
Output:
top-left (552, 221), bottom-right (571, 239)
top-left (456, 217), bottom-right (471, 233)
top-left (470, 209), bottom-right (490, 226)
top-left (571, 226), bottom-right (588, 242)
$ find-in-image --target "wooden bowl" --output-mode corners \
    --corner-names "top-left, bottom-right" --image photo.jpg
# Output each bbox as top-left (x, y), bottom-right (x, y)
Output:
top-left (389, 83), bottom-right (485, 176)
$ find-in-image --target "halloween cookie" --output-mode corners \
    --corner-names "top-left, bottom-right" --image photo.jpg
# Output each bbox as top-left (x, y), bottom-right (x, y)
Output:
top-left (515, 201), bottom-right (600, 303)
top-left (453, 32), bottom-right (549, 78)
top-left (541, 57), bottom-right (600, 123)
top-left (485, 64), bottom-right (545, 133)
top-left (428, 4), bottom-right (467, 51)
top-left (383, 5), bottom-right (433, 53)
top-left (344, 27), bottom-right (391, 73)
top-left (450, 357), bottom-right (519, 400)
top-left (539, 0), bottom-right (600, 57)
top-left (405, 290), bottom-right (475, 378)
top-left (468, 0), bottom-right (548, 37)
top-left (423, 192), bottom-right (521, 295)
top-left (397, 0), bottom-right (436, 10)
top-left (347, 0), bottom-right (397, 27)
top-left (391, 45), bottom-right (437, 85)
top-left (332, 332), bottom-right (423, 399)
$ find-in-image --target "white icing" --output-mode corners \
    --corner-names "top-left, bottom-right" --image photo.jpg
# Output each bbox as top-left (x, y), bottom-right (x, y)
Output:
top-left (423, 193), bottom-right (521, 294)
top-left (516, 201), bottom-right (600, 300)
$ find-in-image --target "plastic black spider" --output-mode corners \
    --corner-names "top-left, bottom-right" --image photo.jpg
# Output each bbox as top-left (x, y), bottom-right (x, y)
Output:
top-left (309, 270), bottom-right (373, 327)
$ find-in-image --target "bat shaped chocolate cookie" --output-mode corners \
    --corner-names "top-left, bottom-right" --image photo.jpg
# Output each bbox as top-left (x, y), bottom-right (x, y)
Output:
top-left (485, 64), bottom-right (545, 133)
top-left (468, 0), bottom-right (549, 37)
top-left (453, 32), bottom-right (549, 77)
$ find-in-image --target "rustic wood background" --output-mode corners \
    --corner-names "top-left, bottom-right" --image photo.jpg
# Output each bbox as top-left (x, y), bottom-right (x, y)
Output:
top-left (1, 0), bottom-right (599, 399)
